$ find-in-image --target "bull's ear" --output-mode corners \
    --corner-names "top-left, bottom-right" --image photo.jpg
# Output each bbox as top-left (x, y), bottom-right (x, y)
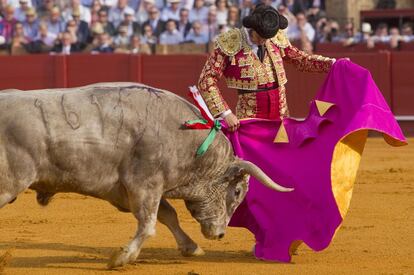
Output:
top-left (224, 161), bottom-right (247, 183)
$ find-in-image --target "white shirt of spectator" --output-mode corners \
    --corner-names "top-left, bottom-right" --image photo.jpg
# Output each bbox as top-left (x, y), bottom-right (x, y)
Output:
top-left (108, 5), bottom-right (136, 28)
top-left (287, 22), bottom-right (315, 42)
top-left (216, 9), bottom-right (227, 26)
top-left (63, 5), bottom-right (92, 24)
top-left (62, 45), bottom-right (71, 55)
top-left (101, 0), bottom-right (118, 7)
top-left (185, 30), bottom-right (208, 44)
top-left (160, 29), bottom-right (183, 44)
top-left (7, 0), bottom-right (32, 8)
top-left (161, 7), bottom-right (180, 21)
top-left (189, 6), bottom-right (209, 24)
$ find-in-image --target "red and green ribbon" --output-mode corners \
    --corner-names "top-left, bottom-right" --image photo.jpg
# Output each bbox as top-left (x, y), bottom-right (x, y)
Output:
top-left (184, 119), bottom-right (222, 156)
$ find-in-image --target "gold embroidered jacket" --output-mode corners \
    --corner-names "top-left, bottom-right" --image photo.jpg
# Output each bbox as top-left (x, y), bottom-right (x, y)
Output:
top-left (197, 28), bottom-right (335, 118)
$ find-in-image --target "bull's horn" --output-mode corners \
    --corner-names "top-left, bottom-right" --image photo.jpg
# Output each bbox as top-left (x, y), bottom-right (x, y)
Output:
top-left (236, 160), bottom-right (294, 192)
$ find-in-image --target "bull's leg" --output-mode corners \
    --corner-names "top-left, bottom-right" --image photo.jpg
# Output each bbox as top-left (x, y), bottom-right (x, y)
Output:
top-left (108, 187), bottom-right (161, 269)
top-left (157, 199), bottom-right (204, 257)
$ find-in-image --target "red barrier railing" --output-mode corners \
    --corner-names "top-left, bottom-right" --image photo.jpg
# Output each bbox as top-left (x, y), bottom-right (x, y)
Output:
top-left (0, 52), bottom-right (413, 117)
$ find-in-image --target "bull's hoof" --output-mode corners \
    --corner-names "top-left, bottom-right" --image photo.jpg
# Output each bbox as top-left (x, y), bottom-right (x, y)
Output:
top-left (107, 247), bottom-right (138, 269)
top-left (180, 245), bottom-right (205, 257)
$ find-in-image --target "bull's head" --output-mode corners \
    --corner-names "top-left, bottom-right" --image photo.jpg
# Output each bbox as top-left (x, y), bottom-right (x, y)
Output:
top-left (185, 160), bottom-right (293, 240)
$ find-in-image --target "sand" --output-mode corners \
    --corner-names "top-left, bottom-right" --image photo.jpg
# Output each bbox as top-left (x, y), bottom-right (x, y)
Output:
top-left (0, 138), bottom-right (413, 275)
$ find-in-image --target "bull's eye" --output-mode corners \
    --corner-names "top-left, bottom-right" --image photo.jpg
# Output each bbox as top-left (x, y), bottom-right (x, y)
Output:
top-left (235, 189), bottom-right (241, 197)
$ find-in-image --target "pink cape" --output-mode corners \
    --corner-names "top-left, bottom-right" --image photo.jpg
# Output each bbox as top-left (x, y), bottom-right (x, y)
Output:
top-left (222, 59), bottom-right (407, 262)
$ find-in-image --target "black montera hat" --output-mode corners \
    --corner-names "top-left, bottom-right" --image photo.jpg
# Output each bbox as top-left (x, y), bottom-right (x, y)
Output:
top-left (242, 4), bottom-right (288, 39)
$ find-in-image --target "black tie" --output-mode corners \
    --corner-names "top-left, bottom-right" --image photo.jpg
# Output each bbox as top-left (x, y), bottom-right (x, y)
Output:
top-left (257, 45), bottom-right (265, 62)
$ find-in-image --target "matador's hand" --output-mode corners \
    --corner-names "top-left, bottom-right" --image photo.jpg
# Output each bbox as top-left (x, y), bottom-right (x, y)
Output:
top-left (224, 113), bottom-right (240, 132)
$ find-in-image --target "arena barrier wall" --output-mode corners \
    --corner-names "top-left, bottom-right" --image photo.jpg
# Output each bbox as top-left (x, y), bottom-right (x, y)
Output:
top-left (0, 52), bottom-right (412, 134)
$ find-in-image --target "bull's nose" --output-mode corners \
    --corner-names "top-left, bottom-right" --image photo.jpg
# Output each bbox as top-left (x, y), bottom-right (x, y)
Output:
top-left (218, 233), bottom-right (224, 239)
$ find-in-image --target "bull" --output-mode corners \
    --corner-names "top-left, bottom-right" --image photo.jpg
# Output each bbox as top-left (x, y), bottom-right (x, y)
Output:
top-left (0, 83), bottom-right (292, 268)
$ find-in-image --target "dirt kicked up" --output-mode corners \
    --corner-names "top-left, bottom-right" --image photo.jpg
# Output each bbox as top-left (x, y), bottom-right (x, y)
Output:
top-left (0, 138), bottom-right (413, 275)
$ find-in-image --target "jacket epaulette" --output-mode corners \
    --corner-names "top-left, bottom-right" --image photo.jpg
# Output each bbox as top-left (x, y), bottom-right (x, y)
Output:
top-left (215, 28), bottom-right (242, 57)
top-left (270, 30), bottom-right (291, 49)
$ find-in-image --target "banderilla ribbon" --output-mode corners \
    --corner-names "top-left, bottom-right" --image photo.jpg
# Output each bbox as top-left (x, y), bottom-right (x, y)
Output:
top-left (184, 119), bottom-right (222, 156)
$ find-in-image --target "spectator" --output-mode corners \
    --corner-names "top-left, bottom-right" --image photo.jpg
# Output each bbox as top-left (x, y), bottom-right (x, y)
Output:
top-left (91, 32), bottom-right (114, 52)
top-left (401, 22), bottom-right (414, 42)
top-left (239, 0), bottom-right (253, 20)
top-left (143, 6), bottom-right (165, 37)
top-left (14, 0), bottom-right (30, 22)
top-left (46, 6), bottom-right (65, 35)
top-left (100, 0), bottom-right (117, 8)
top-left (215, 0), bottom-right (227, 26)
top-left (50, 31), bottom-right (81, 54)
top-left (177, 8), bottom-right (191, 39)
top-left (22, 7), bottom-right (39, 41)
top-left (35, 21), bottom-right (56, 47)
top-left (287, 12), bottom-right (315, 42)
top-left (108, 0), bottom-right (134, 28)
top-left (317, 19), bottom-right (339, 42)
top-left (36, 0), bottom-right (55, 19)
top-left (136, 0), bottom-right (154, 24)
top-left (87, 21), bottom-right (103, 47)
top-left (159, 18), bottom-right (182, 44)
top-left (11, 21), bottom-right (29, 48)
top-left (97, 8), bottom-right (116, 36)
top-left (0, 5), bottom-right (17, 44)
top-left (7, 0), bottom-right (33, 9)
top-left (62, 0), bottom-right (91, 25)
top-left (113, 23), bottom-right (130, 47)
top-left (161, 0), bottom-right (180, 21)
top-left (141, 23), bottom-right (157, 47)
top-left (115, 34), bottom-right (151, 54)
top-left (283, 0), bottom-right (305, 15)
top-left (338, 22), bottom-right (358, 46)
top-left (277, 4), bottom-right (296, 29)
top-left (128, 0), bottom-right (140, 11)
top-left (185, 20), bottom-right (208, 44)
top-left (189, 0), bottom-right (208, 24)
top-left (122, 8), bottom-right (140, 36)
top-left (71, 8), bottom-right (89, 45)
top-left (89, 0), bottom-right (102, 24)
top-left (304, 0), bottom-right (325, 9)
top-left (65, 19), bottom-right (79, 43)
top-left (389, 26), bottom-right (401, 48)
top-left (206, 6), bottom-right (218, 41)
top-left (306, 4), bottom-right (326, 28)
top-left (372, 22), bottom-right (389, 43)
top-left (227, 5), bottom-right (240, 28)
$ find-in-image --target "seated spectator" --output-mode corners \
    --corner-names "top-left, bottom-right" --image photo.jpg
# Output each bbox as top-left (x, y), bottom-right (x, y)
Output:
top-left (283, 0), bottom-right (306, 15)
top-left (122, 8), bottom-right (140, 36)
top-left (0, 5), bottom-right (17, 45)
top-left (65, 19), bottom-right (79, 44)
top-left (177, 8), bottom-right (191, 39)
top-left (62, 0), bottom-right (91, 25)
top-left (97, 8), bottom-right (116, 36)
top-left (215, 0), bottom-right (228, 26)
top-left (114, 34), bottom-right (151, 54)
top-left (338, 22), bottom-right (358, 46)
top-left (185, 20), bottom-right (208, 44)
top-left (159, 19), bottom-right (182, 44)
top-left (287, 12), bottom-right (315, 42)
top-left (87, 21), bottom-right (104, 47)
top-left (240, 0), bottom-right (253, 20)
top-left (227, 5), bottom-right (240, 28)
top-left (141, 23), bottom-right (157, 46)
top-left (372, 22), bottom-right (389, 43)
top-left (143, 6), bottom-right (165, 37)
top-left (108, 0), bottom-right (135, 28)
top-left (35, 21), bottom-right (56, 47)
top-left (206, 6), bottom-right (218, 41)
top-left (136, 0), bottom-right (155, 24)
top-left (161, 0), bottom-right (180, 21)
top-left (50, 31), bottom-right (82, 54)
top-left (46, 6), bottom-right (65, 36)
top-left (389, 26), bottom-right (401, 48)
top-left (7, 0), bottom-right (33, 9)
top-left (113, 23), bottom-right (130, 48)
top-left (91, 32), bottom-right (114, 53)
top-left (306, 4), bottom-right (326, 28)
top-left (37, 0), bottom-right (55, 19)
top-left (401, 22), bottom-right (414, 42)
top-left (89, 0), bottom-right (102, 24)
top-left (189, 0), bottom-right (208, 24)
top-left (277, 4), bottom-right (296, 28)
top-left (22, 7), bottom-right (39, 41)
top-left (11, 21), bottom-right (29, 47)
top-left (14, 0), bottom-right (31, 22)
top-left (71, 8), bottom-right (89, 45)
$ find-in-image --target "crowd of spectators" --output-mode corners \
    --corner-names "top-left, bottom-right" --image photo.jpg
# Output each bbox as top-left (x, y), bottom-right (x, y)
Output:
top-left (0, 0), bottom-right (413, 55)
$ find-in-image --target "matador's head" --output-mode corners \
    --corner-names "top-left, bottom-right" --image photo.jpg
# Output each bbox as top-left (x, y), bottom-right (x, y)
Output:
top-left (242, 4), bottom-right (288, 39)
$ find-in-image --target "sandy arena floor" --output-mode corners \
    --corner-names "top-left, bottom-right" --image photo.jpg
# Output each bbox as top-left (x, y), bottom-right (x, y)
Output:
top-left (0, 138), bottom-right (413, 275)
